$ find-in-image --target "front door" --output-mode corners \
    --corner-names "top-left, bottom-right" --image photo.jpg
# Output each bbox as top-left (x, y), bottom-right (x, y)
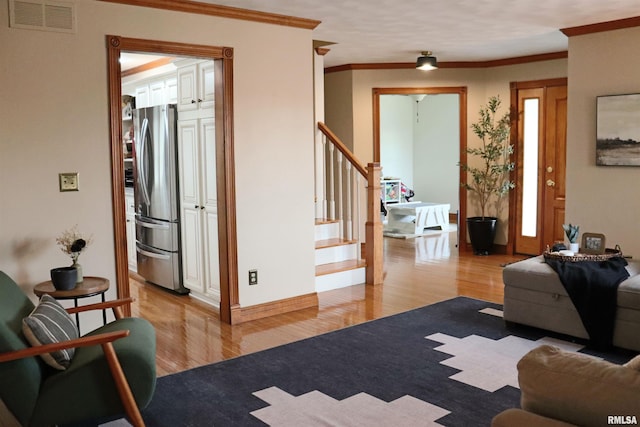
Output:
top-left (513, 79), bottom-right (568, 255)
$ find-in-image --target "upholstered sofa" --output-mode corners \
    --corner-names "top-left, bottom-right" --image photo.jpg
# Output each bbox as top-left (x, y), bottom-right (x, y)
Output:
top-left (492, 345), bottom-right (640, 427)
top-left (502, 255), bottom-right (640, 352)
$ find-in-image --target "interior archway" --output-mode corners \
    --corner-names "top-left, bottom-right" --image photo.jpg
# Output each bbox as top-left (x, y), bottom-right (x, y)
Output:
top-left (106, 35), bottom-right (238, 323)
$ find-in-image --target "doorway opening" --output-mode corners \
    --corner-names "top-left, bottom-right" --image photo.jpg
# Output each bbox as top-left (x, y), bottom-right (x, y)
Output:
top-left (373, 87), bottom-right (467, 251)
top-left (106, 35), bottom-right (238, 324)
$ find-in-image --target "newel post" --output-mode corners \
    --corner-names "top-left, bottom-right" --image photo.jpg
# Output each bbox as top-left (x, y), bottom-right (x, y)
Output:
top-left (365, 162), bottom-right (383, 285)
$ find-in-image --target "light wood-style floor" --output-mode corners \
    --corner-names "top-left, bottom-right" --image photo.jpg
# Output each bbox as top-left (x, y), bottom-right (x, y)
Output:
top-left (130, 233), bottom-right (527, 376)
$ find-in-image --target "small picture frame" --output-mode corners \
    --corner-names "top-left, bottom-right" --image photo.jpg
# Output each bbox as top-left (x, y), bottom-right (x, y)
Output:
top-left (581, 232), bottom-right (606, 255)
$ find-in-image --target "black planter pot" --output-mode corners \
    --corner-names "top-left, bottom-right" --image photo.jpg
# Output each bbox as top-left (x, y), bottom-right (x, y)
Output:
top-left (50, 266), bottom-right (77, 290)
top-left (467, 217), bottom-right (498, 255)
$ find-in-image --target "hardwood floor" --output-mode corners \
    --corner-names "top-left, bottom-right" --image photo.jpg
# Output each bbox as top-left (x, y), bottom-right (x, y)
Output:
top-left (130, 233), bottom-right (527, 376)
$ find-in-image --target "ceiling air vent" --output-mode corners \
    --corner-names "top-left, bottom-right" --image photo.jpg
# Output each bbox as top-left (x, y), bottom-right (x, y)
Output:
top-left (9, 0), bottom-right (76, 33)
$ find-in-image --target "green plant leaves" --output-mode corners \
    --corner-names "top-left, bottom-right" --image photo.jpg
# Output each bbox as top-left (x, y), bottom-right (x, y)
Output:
top-left (459, 95), bottom-right (514, 218)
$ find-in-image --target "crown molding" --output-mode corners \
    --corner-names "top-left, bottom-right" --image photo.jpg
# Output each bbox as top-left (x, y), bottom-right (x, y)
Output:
top-left (324, 51), bottom-right (568, 74)
top-left (100, 0), bottom-right (321, 29)
top-left (561, 15), bottom-right (640, 37)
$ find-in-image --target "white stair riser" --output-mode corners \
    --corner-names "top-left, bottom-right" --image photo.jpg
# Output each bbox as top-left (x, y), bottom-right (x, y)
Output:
top-left (316, 243), bottom-right (358, 265)
top-left (315, 267), bottom-right (366, 292)
top-left (315, 222), bottom-right (340, 241)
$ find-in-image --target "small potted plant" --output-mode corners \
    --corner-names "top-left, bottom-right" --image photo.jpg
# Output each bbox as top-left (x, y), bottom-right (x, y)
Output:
top-left (459, 96), bottom-right (514, 255)
top-left (563, 223), bottom-right (580, 253)
top-left (56, 225), bottom-right (92, 283)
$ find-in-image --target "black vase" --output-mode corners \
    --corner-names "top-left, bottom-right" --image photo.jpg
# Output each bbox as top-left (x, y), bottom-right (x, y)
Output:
top-left (50, 267), bottom-right (77, 290)
top-left (467, 217), bottom-right (498, 255)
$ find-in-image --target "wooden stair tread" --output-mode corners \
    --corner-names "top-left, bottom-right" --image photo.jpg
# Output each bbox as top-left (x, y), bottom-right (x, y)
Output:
top-left (316, 259), bottom-right (366, 276)
top-left (315, 238), bottom-right (357, 249)
top-left (315, 218), bottom-right (339, 225)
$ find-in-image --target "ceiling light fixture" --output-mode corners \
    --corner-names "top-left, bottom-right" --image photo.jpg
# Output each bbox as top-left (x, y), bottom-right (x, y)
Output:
top-left (416, 51), bottom-right (438, 71)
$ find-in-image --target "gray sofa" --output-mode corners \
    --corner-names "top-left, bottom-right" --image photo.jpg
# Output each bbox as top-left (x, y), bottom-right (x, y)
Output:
top-left (502, 255), bottom-right (640, 352)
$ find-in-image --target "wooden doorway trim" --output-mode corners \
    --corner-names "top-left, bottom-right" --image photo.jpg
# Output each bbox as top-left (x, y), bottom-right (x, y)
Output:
top-left (106, 35), bottom-right (238, 323)
top-left (372, 86), bottom-right (468, 250)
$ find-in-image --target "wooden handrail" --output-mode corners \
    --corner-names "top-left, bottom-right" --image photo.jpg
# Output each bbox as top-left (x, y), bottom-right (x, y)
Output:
top-left (318, 122), bottom-right (368, 178)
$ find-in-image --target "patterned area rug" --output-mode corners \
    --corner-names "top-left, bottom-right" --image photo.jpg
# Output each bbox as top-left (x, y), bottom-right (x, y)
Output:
top-left (105, 297), bottom-right (635, 427)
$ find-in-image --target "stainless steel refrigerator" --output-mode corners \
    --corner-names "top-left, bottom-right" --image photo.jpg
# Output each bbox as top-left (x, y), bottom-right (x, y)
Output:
top-left (133, 104), bottom-right (188, 294)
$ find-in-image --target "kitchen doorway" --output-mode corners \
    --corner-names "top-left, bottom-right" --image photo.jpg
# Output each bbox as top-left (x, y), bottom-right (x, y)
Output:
top-left (106, 36), bottom-right (238, 324)
top-left (373, 87), bottom-right (467, 250)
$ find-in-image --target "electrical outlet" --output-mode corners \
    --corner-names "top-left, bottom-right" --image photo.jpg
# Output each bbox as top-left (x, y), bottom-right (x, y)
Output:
top-left (249, 269), bottom-right (258, 285)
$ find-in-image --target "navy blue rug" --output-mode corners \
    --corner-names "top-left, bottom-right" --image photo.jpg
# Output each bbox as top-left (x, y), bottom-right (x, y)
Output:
top-left (137, 297), bottom-right (634, 426)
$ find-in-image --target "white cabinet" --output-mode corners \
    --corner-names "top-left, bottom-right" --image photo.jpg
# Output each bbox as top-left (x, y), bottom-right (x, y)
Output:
top-left (149, 79), bottom-right (166, 106)
top-left (132, 75), bottom-right (178, 109)
top-left (134, 85), bottom-right (150, 109)
top-left (177, 61), bottom-right (214, 117)
top-left (125, 192), bottom-right (137, 272)
top-left (165, 77), bottom-right (178, 104)
top-left (178, 117), bottom-right (219, 303)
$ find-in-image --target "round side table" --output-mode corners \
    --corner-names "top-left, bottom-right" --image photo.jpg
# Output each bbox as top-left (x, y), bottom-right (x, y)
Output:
top-left (34, 276), bottom-right (110, 326)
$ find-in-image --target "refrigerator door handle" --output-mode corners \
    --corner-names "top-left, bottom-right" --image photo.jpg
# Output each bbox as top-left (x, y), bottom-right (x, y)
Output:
top-left (137, 219), bottom-right (170, 230)
top-left (137, 246), bottom-right (171, 260)
top-left (138, 117), bottom-right (152, 207)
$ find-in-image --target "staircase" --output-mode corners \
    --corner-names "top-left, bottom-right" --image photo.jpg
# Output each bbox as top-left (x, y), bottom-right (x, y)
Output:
top-left (314, 122), bottom-right (383, 291)
top-left (314, 219), bottom-right (366, 292)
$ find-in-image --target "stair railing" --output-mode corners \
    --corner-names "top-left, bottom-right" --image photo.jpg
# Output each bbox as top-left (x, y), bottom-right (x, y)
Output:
top-left (317, 122), bottom-right (383, 285)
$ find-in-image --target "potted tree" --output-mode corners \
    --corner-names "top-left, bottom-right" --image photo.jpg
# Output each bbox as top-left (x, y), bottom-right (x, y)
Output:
top-left (460, 96), bottom-right (514, 255)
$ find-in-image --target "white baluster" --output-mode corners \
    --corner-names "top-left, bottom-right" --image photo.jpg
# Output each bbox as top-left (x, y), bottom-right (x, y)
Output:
top-left (328, 144), bottom-right (335, 220)
top-left (345, 162), bottom-right (352, 241)
top-left (337, 152), bottom-right (344, 238)
top-left (355, 174), bottom-right (362, 259)
top-left (316, 131), bottom-right (327, 219)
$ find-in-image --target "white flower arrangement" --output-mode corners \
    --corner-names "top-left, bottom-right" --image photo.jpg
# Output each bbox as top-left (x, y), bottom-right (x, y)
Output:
top-left (56, 225), bottom-right (93, 263)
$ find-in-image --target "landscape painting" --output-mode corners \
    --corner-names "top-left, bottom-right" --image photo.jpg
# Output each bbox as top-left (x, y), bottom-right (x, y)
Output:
top-left (596, 93), bottom-right (640, 166)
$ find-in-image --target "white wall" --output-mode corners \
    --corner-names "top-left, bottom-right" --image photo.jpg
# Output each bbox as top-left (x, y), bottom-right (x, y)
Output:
top-left (567, 27), bottom-right (640, 258)
top-left (0, 1), bottom-right (316, 316)
top-left (380, 96), bottom-right (414, 184)
top-left (413, 94), bottom-right (460, 212)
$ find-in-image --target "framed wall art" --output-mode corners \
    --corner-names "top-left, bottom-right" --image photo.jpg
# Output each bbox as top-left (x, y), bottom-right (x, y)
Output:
top-left (596, 93), bottom-right (640, 166)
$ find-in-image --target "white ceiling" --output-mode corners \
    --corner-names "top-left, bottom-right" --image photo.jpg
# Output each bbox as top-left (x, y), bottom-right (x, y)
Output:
top-left (120, 53), bottom-right (169, 70)
top-left (194, 0), bottom-right (640, 67)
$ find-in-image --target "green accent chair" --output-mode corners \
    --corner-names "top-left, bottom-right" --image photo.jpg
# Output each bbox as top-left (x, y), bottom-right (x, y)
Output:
top-left (0, 271), bottom-right (156, 426)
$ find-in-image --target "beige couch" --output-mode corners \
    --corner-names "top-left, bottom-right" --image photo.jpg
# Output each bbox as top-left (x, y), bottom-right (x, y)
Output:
top-left (502, 256), bottom-right (640, 352)
top-left (492, 345), bottom-right (640, 427)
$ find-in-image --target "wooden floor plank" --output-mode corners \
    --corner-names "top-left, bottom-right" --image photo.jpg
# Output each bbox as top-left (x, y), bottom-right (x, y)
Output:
top-left (130, 233), bottom-right (526, 376)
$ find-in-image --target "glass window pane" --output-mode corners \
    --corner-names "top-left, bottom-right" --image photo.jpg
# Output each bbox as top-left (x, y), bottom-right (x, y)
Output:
top-left (521, 99), bottom-right (539, 237)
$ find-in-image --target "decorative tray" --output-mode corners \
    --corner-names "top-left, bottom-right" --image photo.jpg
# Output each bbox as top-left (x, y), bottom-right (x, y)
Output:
top-left (543, 247), bottom-right (622, 262)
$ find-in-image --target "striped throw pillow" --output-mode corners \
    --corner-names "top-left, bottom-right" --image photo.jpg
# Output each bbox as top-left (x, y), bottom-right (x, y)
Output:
top-left (22, 294), bottom-right (79, 370)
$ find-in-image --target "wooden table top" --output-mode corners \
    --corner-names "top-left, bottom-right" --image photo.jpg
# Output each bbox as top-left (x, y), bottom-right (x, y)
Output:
top-left (34, 276), bottom-right (109, 299)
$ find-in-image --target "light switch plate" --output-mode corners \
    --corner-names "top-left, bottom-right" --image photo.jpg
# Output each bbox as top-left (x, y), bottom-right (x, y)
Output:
top-left (59, 172), bottom-right (79, 192)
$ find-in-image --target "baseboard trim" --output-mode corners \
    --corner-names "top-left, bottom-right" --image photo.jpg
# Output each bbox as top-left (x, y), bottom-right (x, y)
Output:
top-left (231, 292), bottom-right (319, 324)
